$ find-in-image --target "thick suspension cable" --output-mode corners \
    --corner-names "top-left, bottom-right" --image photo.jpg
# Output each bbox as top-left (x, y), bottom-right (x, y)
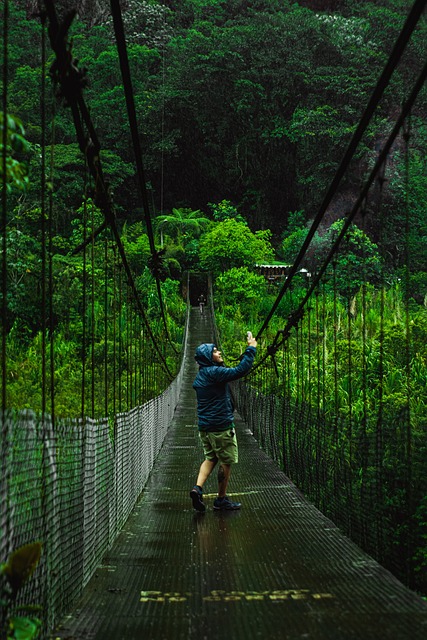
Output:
top-left (256, 0), bottom-right (427, 340)
top-left (252, 58), bottom-right (427, 372)
top-left (42, 0), bottom-right (173, 379)
top-left (109, 0), bottom-right (177, 352)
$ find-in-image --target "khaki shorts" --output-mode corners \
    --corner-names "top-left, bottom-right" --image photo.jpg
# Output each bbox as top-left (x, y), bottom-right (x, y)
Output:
top-left (199, 427), bottom-right (238, 465)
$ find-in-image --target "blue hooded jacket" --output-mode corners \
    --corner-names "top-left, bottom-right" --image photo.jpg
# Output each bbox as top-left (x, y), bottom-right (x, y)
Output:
top-left (193, 343), bottom-right (256, 431)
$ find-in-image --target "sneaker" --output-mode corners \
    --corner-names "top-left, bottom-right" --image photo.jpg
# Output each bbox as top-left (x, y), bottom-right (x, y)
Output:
top-left (190, 485), bottom-right (206, 512)
top-left (213, 496), bottom-right (241, 511)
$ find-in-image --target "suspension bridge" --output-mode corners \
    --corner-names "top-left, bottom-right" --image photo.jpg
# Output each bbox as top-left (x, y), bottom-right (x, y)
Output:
top-left (51, 306), bottom-right (426, 640)
top-left (1, 0), bottom-right (427, 639)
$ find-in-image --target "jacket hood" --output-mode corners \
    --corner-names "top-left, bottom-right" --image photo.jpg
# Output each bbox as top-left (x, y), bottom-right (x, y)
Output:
top-left (195, 343), bottom-right (216, 367)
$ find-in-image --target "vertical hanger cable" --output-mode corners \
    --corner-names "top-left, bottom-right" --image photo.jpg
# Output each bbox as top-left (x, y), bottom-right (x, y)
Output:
top-left (403, 115), bottom-right (413, 585)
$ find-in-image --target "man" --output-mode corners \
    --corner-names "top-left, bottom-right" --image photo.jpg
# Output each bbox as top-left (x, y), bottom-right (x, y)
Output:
top-left (190, 333), bottom-right (257, 512)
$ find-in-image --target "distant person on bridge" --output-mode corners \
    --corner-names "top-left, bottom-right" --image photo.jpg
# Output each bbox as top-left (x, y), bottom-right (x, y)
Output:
top-left (198, 293), bottom-right (207, 314)
top-left (190, 332), bottom-right (257, 512)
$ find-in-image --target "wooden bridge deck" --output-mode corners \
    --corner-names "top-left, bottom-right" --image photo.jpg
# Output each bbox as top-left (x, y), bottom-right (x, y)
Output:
top-left (55, 308), bottom-right (427, 639)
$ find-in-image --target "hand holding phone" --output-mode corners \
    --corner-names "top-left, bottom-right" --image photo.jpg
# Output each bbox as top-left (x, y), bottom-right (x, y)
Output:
top-left (246, 331), bottom-right (257, 347)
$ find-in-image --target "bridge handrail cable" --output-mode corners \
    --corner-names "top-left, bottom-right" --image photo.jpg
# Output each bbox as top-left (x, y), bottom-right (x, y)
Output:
top-left (110, 0), bottom-right (178, 354)
top-left (251, 56), bottom-right (427, 374)
top-left (255, 0), bottom-right (427, 343)
top-left (43, 0), bottom-right (175, 379)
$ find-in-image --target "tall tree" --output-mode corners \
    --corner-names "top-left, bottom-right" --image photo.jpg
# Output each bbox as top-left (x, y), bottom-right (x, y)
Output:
top-left (155, 207), bottom-right (210, 246)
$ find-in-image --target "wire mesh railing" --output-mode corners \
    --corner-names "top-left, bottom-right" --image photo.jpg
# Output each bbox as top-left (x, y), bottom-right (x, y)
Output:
top-left (232, 316), bottom-right (425, 594)
top-left (0, 305), bottom-right (188, 635)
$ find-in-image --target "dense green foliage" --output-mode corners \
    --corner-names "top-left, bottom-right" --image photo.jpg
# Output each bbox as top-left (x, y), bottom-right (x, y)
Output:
top-left (0, 113), bottom-right (30, 192)
top-left (199, 219), bottom-right (274, 273)
top-left (3, 0), bottom-right (426, 237)
top-left (3, 193), bottom-right (186, 417)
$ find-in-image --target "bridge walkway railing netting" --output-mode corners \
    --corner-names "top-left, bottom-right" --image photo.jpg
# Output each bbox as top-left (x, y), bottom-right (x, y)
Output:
top-left (0, 309), bottom-right (188, 633)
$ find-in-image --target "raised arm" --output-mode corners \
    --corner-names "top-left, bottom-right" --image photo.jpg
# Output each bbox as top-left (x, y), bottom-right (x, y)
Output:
top-left (208, 332), bottom-right (257, 383)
